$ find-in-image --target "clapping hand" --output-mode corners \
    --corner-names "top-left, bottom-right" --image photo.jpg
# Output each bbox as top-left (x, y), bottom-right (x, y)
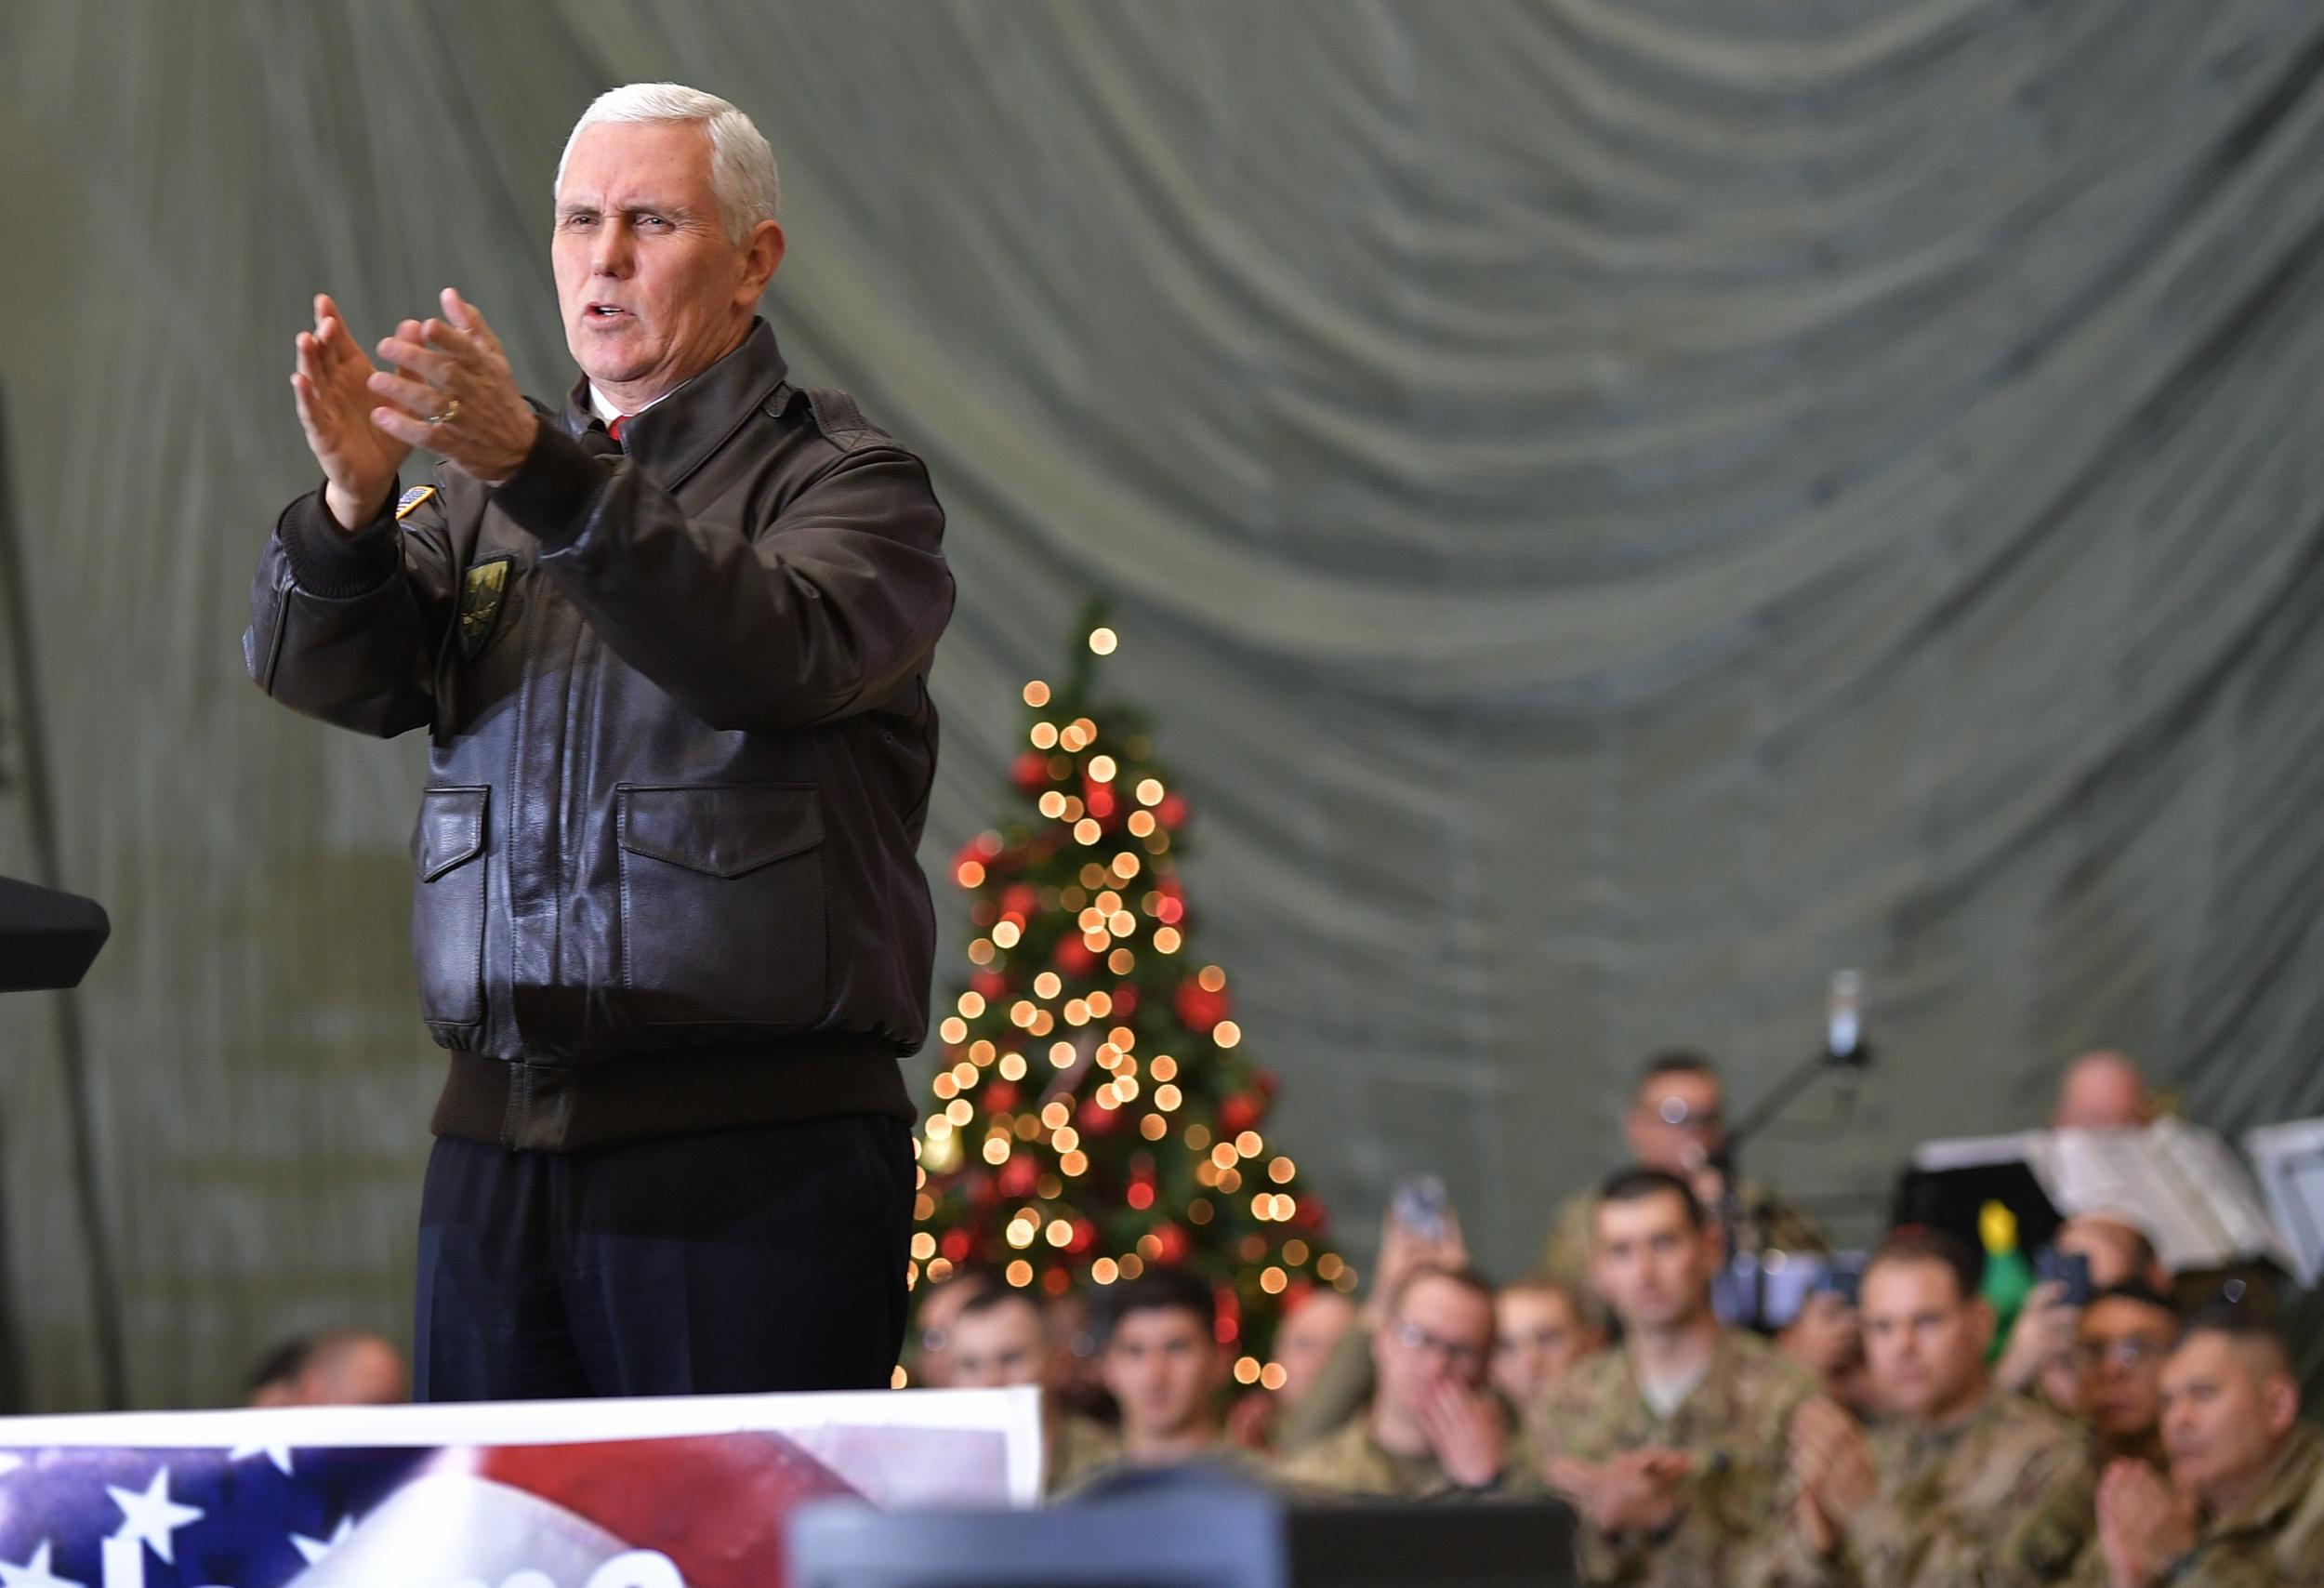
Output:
top-left (1789, 1397), bottom-right (1875, 1558)
top-left (2095, 1460), bottom-right (2197, 1588)
top-left (1547, 1448), bottom-right (1690, 1536)
top-left (366, 289), bottom-right (540, 487)
top-left (1416, 1378), bottom-right (1507, 1490)
top-left (291, 294), bottom-right (413, 532)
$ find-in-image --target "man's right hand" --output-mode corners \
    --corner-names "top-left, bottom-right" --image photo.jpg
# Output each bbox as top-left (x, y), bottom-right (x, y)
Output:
top-left (291, 294), bottom-right (414, 532)
top-left (1994, 1280), bottom-right (2080, 1395)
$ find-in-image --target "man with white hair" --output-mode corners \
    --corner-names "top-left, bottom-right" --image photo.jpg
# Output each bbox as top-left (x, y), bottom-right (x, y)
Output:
top-left (246, 84), bottom-right (953, 1399)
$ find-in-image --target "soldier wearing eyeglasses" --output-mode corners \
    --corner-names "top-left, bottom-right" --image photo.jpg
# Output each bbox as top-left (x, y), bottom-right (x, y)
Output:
top-left (2070, 1285), bottom-right (2179, 1473)
top-left (1274, 1263), bottom-right (1535, 1499)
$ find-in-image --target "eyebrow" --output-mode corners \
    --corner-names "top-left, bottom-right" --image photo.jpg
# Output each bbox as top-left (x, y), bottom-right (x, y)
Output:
top-left (556, 201), bottom-right (703, 222)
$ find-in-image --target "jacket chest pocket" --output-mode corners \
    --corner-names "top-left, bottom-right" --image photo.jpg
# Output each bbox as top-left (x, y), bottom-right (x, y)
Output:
top-left (615, 784), bottom-right (828, 1028)
top-left (411, 786), bottom-right (489, 1030)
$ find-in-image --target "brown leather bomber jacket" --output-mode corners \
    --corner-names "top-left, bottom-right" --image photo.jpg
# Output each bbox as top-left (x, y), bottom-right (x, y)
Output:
top-left (244, 321), bottom-right (952, 1150)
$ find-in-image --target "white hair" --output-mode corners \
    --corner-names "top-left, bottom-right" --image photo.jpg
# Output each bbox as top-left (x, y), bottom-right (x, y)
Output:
top-left (555, 83), bottom-right (780, 245)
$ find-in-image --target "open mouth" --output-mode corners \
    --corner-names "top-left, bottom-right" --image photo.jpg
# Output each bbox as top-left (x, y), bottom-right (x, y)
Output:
top-left (585, 303), bottom-right (631, 324)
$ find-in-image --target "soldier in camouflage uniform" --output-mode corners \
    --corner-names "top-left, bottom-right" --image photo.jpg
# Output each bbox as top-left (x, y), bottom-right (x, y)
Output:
top-left (945, 1286), bottom-right (1120, 1496)
top-left (1539, 1052), bottom-right (1826, 1317)
top-left (2069, 1308), bottom-right (2324, 1586)
top-left (1531, 1167), bottom-right (1820, 1586)
top-left (1057, 1267), bottom-right (1265, 1496)
top-left (1748, 1227), bottom-right (2094, 1588)
top-left (1274, 1264), bottom-right (1538, 1500)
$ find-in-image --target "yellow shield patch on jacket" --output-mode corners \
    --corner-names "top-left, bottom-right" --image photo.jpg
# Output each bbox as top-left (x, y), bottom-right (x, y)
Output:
top-left (458, 555), bottom-right (513, 659)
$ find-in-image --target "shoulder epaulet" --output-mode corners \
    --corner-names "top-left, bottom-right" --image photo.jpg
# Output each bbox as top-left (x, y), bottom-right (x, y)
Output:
top-left (801, 386), bottom-right (887, 453)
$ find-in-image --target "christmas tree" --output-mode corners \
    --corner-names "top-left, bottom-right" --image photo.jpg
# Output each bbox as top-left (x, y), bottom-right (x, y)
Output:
top-left (911, 615), bottom-right (1353, 1390)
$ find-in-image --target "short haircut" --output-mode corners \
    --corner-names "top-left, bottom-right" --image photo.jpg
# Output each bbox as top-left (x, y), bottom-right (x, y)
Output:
top-left (1499, 1272), bottom-right (1591, 1312)
top-left (1596, 1166), bottom-right (1708, 1230)
top-left (556, 82), bottom-right (782, 243)
top-left (1385, 1261), bottom-right (1498, 1320)
top-left (1096, 1266), bottom-right (1216, 1343)
top-left (1637, 1050), bottom-right (1719, 1094)
top-left (245, 1335), bottom-right (314, 1397)
top-left (2179, 1300), bottom-right (2292, 1378)
top-left (1864, 1226), bottom-right (1983, 1303)
top-left (2084, 1281), bottom-right (2177, 1318)
top-left (954, 1285), bottom-right (1043, 1330)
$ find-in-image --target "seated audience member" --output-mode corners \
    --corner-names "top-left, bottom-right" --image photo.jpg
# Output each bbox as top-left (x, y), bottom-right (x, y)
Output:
top-left (1782, 1285), bottom-right (1871, 1412)
top-left (1061, 1268), bottom-right (1244, 1489)
top-left (1274, 1264), bottom-right (1527, 1499)
top-left (2073, 1307), bottom-right (2324, 1586)
top-left (1227, 1285), bottom-right (1357, 1450)
top-left (244, 1330), bottom-right (407, 1407)
top-left (1534, 1168), bottom-right (1818, 1587)
top-left (1753, 1227), bottom-right (2093, 1588)
top-left (2071, 1286), bottom-right (2178, 1472)
top-left (903, 1264), bottom-right (997, 1390)
top-left (947, 1286), bottom-right (1117, 1494)
top-left (2052, 1051), bottom-right (2155, 1131)
top-left (1540, 1052), bottom-right (1824, 1307)
top-left (1998, 1213), bottom-right (2170, 1405)
top-left (1269, 1200), bottom-right (1468, 1452)
top-left (1491, 1274), bottom-right (1603, 1410)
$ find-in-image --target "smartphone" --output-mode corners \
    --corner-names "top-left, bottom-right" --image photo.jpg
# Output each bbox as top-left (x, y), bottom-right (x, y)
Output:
top-left (1388, 1174), bottom-right (1452, 1246)
top-left (2035, 1247), bottom-right (2093, 1307)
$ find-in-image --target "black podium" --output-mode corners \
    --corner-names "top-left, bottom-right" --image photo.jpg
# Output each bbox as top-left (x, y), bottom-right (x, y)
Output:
top-left (0, 875), bottom-right (109, 991)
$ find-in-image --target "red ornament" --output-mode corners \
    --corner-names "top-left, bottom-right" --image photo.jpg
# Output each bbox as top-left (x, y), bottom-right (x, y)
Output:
top-left (1219, 1092), bottom-right (1263, 1136)
top-left (971, 970), bottom-right (1009, 1001)
top-left (1156, 793), bottom-right (1189, 830)
top-left (1067, 1219), bottom-right (1098, 1256)
top-left (1255, 1067), bottom-right (1280, 1099)
top-left (940, 1229), bottom-right (971, 1263)
top-left (1149, 1223), bottom-right (1190, 1265)
top-left (1213, 1281), bottom-right (1242, 1344)
top-left (1054, 937), bottom-right (1099, 976)
top-left (998, 1157), bottom-right (1037, 1198)
top-left (1011, 752), bottom-right (1052, 794)
top-left (1111, 983), bottom-right (1139, 1017)
top-left (1083, 777), bottom-right (1118, 823)
top-left (1076, 1092), bottom-right (1127, 1137)
top-left (999, 883), bottom-right (1039, 920)
top-left (1176, 978), bottom-right (1231, 1035)
top-left (984, 1081), bottom-right (1019, 1113)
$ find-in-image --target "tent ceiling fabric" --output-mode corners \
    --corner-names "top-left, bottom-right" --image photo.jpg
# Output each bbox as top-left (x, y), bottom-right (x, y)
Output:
top-left (4, 0), bottom-right (2324, 1406)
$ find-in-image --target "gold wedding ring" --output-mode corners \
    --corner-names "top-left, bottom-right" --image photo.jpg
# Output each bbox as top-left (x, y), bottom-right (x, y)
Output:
top-left (426, 398), bottom-right (461, 426)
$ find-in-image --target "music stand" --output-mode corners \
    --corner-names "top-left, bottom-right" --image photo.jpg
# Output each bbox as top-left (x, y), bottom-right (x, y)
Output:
top-left (0, 875), bottom-right (109, 991)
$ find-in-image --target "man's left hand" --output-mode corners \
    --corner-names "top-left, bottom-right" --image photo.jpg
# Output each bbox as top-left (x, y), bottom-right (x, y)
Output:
top-left (370, 288), bottom-right (539, 485)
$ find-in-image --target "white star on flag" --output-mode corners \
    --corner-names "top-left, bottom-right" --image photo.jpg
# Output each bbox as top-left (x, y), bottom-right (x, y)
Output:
top-left (226, 1441), bottom-right (295, 1476)
top-left (0, 1541), bottom-right (83, 1588)
top-left (289, 1515), bottom-right (354, 1566)
top-left (106, 1469), bottom-right (203, 1566)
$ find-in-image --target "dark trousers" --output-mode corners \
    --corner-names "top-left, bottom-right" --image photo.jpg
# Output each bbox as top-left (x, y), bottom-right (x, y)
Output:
top-left (414, 1114), bottom-right (912, 1401)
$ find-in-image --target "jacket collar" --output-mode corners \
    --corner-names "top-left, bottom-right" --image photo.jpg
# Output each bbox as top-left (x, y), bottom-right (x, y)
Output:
top-left (560, 317), bottom-right (791, 490)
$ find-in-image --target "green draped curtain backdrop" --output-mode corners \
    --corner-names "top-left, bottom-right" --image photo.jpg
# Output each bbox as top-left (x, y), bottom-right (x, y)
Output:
top-left (4, 0), bottom-right (2323, 1408)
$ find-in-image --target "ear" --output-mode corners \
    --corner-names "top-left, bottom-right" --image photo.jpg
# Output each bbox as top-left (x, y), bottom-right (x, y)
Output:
top-left (2264, 1373), bottom-right (2301, 1438)
top-left (736, 218), bottom-right (786, 303)
top-left (1970, 1297), bottom-right (1998, 1356)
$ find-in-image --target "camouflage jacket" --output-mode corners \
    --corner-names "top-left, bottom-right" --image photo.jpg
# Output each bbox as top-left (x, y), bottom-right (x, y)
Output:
top-left (1531, 1329), bottom-right (1819, 1587)
top-left (1045, 1409), bottom-right (1122, 1497)
top-left (1747, 1390), bottom-right (2093, 1588)
top-left (1273, 1411), bottom-right (1540, 1502)
top-left (2067, 1423), bottom-right (2324, 1587)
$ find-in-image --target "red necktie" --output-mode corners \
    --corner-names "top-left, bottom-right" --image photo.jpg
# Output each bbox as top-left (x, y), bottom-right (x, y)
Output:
top-left (607, 414), bottom-right (630, 445)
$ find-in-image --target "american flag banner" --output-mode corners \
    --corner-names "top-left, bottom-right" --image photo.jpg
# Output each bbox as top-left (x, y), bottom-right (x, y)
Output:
top-left (0, 1388), bottom-right (1041, 1588)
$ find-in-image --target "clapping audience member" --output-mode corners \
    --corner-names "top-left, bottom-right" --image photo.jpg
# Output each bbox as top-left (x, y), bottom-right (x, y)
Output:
top-left (1274, 1264), bottom-right (1525, 1499)
top-left (245, 1330), bottom-right (407, 1407)
top-left (1490, 1275), bottom-right (1603, 1410)
top-left (1753, 1228), bottom-right (2093, 1588)
top-left (1533, 1169), bottom-right (1816, 1587)
top-left (2072, 1307), bottom-right (2324, 1586)
top-left (947, 1287), bottom-right (1118, 1495)
top-left (1226, 1285), bottom-right (1356, 1451)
